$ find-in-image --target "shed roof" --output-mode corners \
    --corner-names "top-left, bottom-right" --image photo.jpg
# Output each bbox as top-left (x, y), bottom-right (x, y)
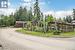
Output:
top-left (16, 21), bottom-right (27, 23)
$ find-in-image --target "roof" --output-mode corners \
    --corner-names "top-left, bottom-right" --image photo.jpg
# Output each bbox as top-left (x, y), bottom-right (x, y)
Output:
top-left (48, 21), bottom-right (74, 26)
top-left (16, 21), bottom-right (27, 23)
top-left (71, 20), bottom-right (75, 25)
top-left (72, 20), bottom-right (75, 23)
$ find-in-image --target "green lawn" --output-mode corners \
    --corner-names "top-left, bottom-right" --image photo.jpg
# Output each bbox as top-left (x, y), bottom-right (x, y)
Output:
top-left (16, 28), bottom-right (75, 38)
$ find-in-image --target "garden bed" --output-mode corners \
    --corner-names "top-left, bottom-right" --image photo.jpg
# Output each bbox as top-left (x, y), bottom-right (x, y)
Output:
top-left (16, 28), bottom-right (75, 38)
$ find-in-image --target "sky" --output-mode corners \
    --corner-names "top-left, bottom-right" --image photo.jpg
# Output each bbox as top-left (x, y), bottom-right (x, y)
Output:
top-left (0, 0), bottom-right (75, 18)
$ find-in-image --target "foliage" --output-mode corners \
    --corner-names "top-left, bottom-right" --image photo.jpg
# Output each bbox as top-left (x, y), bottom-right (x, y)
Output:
top-left (34, 0), bottom-right (41, 21)
top-left (0, 14), bottom-right (15, 27)
top-left (46, 15), bottom-right (54, 22)
top-left (34, 26), bottom-right (43, 32)
top-left (53, 30), bottom-right (61, 35)
top-left (14, 7), bottom-right (33, 21)
top-left (16, 29), bottom-right (75, 37)
top-left (1, 0), bottom-right (74, 35)
top-left (58, 17), bottom-right (63, 22)
top-left (28, 7), bottom-right (33, 21)
top-left (66, 16), bottom-right (72, 23)
top-left (63, 16), bottom-right (72, 23)
top-left (63, 17), bottom-right (66, 22)
top-left (42, 15), bottom-right (54, 33)
top-left (73, 9), bottom-right (75, 20)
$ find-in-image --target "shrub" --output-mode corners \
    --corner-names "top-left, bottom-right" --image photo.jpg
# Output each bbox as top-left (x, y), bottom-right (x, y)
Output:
top-left (53, 30), bottom-right (61, 35)
top-left (35, 27), bottom-right (43, 32)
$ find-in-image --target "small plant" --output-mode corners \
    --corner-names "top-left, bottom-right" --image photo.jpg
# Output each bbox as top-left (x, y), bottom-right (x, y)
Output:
top-left (53, 30), bottom-right (61, 35)
top-left (35, 27), bottom-right (43, 32)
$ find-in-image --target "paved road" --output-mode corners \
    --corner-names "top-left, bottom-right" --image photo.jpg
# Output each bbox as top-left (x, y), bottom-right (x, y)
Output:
top-left (0, 28), bottom-right (75, 50)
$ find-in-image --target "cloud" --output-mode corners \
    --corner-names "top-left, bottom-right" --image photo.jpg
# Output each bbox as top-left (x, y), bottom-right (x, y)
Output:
top-left (44, 10), bottom-right (73, 18)
top-left (0, 0), bottom-right (73, 18)
top-left (22, 3), bottom-right (31, 7)
top-left (20, 0), bottom-right (46, 8)
top-left (0, 8), bottom-right (16, 16)
top-left (23, 0), bottom-right (31, 2)
top-left (20, 0), bottom-right (32, 9)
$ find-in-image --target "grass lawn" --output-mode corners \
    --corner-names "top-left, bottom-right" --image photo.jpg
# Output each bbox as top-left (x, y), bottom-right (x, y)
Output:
top-left (16, 28), bottom-right (75, 38)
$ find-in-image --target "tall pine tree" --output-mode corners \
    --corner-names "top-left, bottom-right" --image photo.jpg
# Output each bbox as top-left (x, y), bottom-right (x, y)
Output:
top-left (34, 0), bottom-right (41, 21)
top-left (28, 7), bottom-right (33, 21)
top-left (73, 9), bottom-right (75, 20)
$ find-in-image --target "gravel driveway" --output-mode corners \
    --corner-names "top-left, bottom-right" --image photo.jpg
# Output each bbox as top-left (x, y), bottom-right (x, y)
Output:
top-left (0, 27), bottom-right (75, 50)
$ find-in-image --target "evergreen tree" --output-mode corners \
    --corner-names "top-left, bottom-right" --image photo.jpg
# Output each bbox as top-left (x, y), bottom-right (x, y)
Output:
top-left (58, 17), bottom-right (62, 22)
top-left (14, 6), bottom-right (23, 21)
top-left (40, 12), bottom-right (43, 21)
top-left (73, 9), bottom-right (75, 20)
top-left (28, 7), bottom-right (33, 21)
top-left (14, 6), bottom-right (28, 21)
top-left (9, 13), bottom-right (15, 26)
top-left (22, 7), bottom-right (28, 21)
top-left (65, 16), bottom-right (72, 23)
top-left (18, 6), bottom-right (23, 21)
top-left (63, 17), bottom-right (67, 22)
top-left (34, 0), bottom-right (41, 21)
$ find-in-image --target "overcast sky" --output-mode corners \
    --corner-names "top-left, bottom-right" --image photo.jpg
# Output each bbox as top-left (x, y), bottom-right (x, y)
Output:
top-left (0, 0), bottom-right (75, 18)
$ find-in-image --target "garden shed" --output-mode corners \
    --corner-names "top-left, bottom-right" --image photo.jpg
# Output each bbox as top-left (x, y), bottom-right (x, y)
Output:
top-left (15, 21), bottom-right (27, 27)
